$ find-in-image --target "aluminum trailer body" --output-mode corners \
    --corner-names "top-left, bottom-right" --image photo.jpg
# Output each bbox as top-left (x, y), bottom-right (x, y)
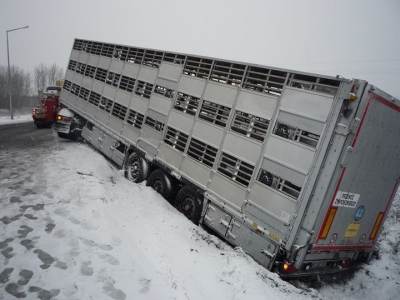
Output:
top-left (57, 38), bottom-right (400, 277)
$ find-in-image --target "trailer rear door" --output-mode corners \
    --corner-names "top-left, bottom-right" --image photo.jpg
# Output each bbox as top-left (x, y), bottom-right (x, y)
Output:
top-left (314, 91), bottom-right (400, 252)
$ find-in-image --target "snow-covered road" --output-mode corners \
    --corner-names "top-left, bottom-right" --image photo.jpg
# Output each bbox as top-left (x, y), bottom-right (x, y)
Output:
top-left (0, 125), bottom-right (399, 299)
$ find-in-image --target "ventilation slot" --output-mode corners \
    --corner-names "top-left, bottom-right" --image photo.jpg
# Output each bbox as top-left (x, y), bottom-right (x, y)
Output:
top-left (126, 109), bottom-right (144, 129)
top-left (243, 67), bottom-right (287, 96)
top-left (199, 100), bottom-right (231, 127)
top-left (71, 84), bottom-right (80, 96)
top-left (105, 71), bottom-right (121, 87)
top-left (231, 111), bottom-right (269, 142)
top-left (154, 85), bottom-right (175, 98)
top-left (187, 138), bottom-right (218, 168)
top-left (135, 81), bottom-right (153, 99)
top-left (101, 43), bottom-right (114, 58)
top-left (144, 116), bottom-right (165, 132)
top-left (164, 127), bottom-right (188, 152)
top-left (163, 53), bottom-right (185, 64)
top-left (183, 56), bottom-right (212, 79)
top-left (73, 39), bottom-right (83, 50)
top-left (127, 47), bottom-right (144, 64)
top-left (99, 97), bottom-right (113, 112)
top-left (95, 68), bottom-right (107, 82)
top-left (63, 80), bottom-right (72, 91)
top-left (88, 91), bottom-right (101, 106)
top-left (218, 153), bottom-right (254, 187)
top-left (274, 122), bottom-right (320, 148)
top-left (288, 73), bottom-right (340, 95)
top-left (84, 65), bottom-right (96, 78)
top-left (143, 50), bottom-right (163, 68)
top-left (75, 62), bottom-right (86, 75)
top-left (174, 92), bottom-right (200, 116)
top-left (68, 60), bottom-right (77, 71)
top-left (113, 46), bottom-right (129, 61)
top-left (210, 61), bottom-right (245, 86)
top-left (119, 76), bottom-right (136, 92)
top-left (87, 42), bottom-right (102, 55)
top-left (78, 87), bottom-right (90, 101)
top-left (111, 103), bottom-right (127, 120)
top-left (258, 169), bottom-right (302, 200)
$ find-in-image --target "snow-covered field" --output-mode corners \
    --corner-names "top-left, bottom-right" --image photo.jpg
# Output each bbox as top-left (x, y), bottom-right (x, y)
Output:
top-left (0, 110), bottom-right (32, 126)
top-left (1, 138), bottom-right (399, 299)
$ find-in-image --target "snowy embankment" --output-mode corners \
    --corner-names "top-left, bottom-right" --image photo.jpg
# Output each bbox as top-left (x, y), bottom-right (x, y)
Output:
top-left (3, 141), bottom-right (315, 299)
top-left (43, 142), bottom-right (400, 300)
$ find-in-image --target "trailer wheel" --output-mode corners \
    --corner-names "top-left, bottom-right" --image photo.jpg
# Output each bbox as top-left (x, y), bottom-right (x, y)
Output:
top-left (124, 152), bottom-right (149, 183)
top-left (34, 121), bottom-right (43, 129)
top-left (146, 169), bottom-right (173, 199)
top-left (57, 131), bottom-right (79, 140)
top-left (176, 186), bottom-right (203, 225)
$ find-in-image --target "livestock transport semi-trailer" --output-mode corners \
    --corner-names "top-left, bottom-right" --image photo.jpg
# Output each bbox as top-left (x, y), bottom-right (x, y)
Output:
top-left (56, 38), bottom-right (400, 278)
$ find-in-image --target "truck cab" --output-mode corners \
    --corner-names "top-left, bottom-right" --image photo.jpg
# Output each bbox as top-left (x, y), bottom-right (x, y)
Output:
top-left (32, 85), bottom-right (62, 128)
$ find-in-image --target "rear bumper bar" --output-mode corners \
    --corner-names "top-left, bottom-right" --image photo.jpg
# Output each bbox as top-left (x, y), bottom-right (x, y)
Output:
top-left (55, 121), bottom-right (71, 133)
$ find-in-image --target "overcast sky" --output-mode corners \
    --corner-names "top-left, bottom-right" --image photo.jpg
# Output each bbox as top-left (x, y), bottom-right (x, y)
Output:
top-left (1, 0), bottom-right (399, 97)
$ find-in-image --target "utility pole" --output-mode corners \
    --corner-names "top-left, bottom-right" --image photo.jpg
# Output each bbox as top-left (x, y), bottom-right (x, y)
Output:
top-left (6, 25), bottom-right (29, 120)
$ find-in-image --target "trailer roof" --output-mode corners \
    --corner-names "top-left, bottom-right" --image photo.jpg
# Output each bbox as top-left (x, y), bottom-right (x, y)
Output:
top-left (76, 38), bottom-right (349, 82)
top-left (73, 38), bottom-right (355, 97)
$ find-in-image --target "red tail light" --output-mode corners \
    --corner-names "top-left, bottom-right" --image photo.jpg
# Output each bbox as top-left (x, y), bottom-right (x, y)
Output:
top-left (281, 261), bottom-right (297, 273)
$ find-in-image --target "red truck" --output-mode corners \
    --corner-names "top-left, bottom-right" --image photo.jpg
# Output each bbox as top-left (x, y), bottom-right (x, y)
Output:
top-left (32, 85), bottom-right (62, 128)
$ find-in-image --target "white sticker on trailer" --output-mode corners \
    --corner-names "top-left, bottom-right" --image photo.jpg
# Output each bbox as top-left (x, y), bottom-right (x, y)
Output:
top-left (333, 191), bottom-right (360, 208)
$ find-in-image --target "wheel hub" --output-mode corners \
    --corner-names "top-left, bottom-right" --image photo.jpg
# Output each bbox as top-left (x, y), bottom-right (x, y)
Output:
top-left (182, 197), bottom-right (195, 216)
top-left (153, 180), bottom-right (163, 193)
top-left (128, 160), bottom-right (140, 180)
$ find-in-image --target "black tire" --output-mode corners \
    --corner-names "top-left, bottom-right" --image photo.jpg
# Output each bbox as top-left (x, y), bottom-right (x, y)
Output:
top-left (57, 132), bottom-right (69, 139)
top-left (57, 131), bottom-right (78, 140)
top-left (146, 169), bottom-right (174, 199)
top-left (35, 121), bottom-right (43, 129)
top-left (176, 185), bottom-right (203, 225)
top-left (124, 152), bottom-right (149, 183)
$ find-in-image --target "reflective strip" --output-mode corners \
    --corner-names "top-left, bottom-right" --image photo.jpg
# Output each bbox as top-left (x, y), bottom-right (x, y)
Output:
top-left (319, 207), bottom-right (337, 239)
top-left (369, 212), bottom-right (384, 240)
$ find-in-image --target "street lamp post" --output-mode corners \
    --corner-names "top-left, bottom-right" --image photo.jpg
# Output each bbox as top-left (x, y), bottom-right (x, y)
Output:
top-left (6, 25), bottom-right (29, 120)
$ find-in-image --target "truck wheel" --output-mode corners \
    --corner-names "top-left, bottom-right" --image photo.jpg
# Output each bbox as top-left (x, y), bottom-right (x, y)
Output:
top-left (57, 131), bottom-right (78, 140)
top-left (124, 152), bottom-right (149, 183)
top-left (176, 186), bottom-right (203, 225)
top-left (146, 169), bottom-right (173, 199)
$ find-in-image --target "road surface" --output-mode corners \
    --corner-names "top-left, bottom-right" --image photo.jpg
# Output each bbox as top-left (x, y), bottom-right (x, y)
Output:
top-left (0, 123), bottom-right (65, 299)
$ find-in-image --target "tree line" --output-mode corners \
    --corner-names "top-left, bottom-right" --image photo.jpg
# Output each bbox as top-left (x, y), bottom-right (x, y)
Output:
top-left (0, 63), bottom-right (63, 110)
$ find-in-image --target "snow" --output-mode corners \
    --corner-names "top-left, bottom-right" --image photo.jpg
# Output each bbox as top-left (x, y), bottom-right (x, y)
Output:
top-left (0, 110), bottom-right (32, 126)
top-left (40, 142), bottom-right (314, 299)
top-left (1, 139), bottom-right (399, 299)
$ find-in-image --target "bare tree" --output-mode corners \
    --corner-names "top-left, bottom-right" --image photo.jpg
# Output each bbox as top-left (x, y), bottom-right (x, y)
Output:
top-left (34, 63), bottom-right (48, 93)
top-left (48, 63), bottom-right (64, 86)
top-left (33, 63), bottom-right (64, 93)
top-left (0, 65), bottom-right (32, 109)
